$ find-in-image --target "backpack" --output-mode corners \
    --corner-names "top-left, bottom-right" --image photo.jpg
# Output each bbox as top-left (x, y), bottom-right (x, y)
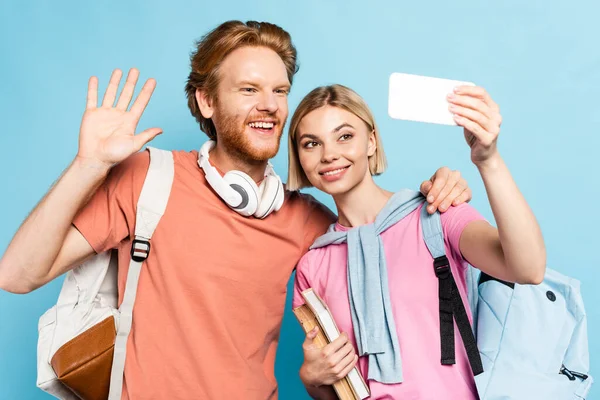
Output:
top-left (419, 203), bottom-right (594, 399)
top-left (36, 147), bottom-right (174, 400)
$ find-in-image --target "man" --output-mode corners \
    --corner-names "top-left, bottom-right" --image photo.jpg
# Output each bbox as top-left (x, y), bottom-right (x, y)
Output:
top-left (0, 21), bottom-right (471, 399)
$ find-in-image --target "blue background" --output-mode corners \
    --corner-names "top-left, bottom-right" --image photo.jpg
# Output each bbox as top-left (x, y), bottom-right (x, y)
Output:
top-left (1, 1), bottom-right (598, 398)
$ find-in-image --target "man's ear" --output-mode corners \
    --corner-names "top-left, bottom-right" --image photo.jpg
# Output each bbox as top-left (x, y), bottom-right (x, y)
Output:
top-left (195, 89), bottom-right (214, 119)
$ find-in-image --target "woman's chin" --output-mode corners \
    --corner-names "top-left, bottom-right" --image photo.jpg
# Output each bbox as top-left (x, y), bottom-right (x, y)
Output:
top-left (315, 180), bottom-right (353, 197)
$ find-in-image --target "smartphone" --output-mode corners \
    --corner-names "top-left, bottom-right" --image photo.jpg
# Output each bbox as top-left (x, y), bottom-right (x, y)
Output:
top-left (388, 72), bottom-right (475, 126)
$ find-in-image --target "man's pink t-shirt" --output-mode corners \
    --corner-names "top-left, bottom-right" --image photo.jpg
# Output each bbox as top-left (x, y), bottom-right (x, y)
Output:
top-left (293, 203), bottom-right (485, 400)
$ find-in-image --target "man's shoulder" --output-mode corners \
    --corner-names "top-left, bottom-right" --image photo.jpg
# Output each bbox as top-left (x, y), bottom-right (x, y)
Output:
top-left (142, 148), bottom-right (198, 167)
top-left (116, 148), bottom-right (151, 171)
top-left (285, 189), bottom-right (318, 206)
top-left (283, 190), bottom-right (336, 240)
top-left (285, 190), bottom-right (334, 217)
top-left (122, 148), bottom-right (198, 175)
top-left (104, 148), bottom-right (198, 195)
top-left (170, 149), bottom-right (198, 162)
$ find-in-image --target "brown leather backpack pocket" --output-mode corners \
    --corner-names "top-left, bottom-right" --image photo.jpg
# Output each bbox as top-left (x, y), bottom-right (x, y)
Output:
top-left (51, 316), bottom-right (116, 400)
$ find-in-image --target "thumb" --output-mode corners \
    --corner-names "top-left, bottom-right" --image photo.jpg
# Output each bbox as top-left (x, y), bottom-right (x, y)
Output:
top-left (133, 127), bottom-right (163, 151)
top-left (304, 327), bottom-right (319, 343)
top-left (302, 327), bottom-right (319, 353)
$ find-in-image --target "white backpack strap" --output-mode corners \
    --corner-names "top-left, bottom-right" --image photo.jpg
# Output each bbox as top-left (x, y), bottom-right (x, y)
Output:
top-left (108, 148), bottom-right (174, 400)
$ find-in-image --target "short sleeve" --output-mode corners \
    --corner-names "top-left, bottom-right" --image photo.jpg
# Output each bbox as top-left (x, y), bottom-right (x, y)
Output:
top-left (292, 253), bottom-right (315, 309)
top-left (440, 203), bottom-right (487, 262)
top-left (72, 151), bottom-right (150, 254)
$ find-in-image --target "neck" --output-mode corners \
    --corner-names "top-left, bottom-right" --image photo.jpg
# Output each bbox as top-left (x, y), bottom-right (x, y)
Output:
top-left (333, 176), bottom-right (393, 228)
top-left (209, 142), bottom-right (269, 183)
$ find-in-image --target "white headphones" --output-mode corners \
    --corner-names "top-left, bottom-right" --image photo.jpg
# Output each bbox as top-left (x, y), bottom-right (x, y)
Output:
top-left (197, 140), bottom-right (285, 219)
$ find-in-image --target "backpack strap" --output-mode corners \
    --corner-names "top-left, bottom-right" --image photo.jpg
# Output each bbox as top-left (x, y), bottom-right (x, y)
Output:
top-left (108, 147), bottom-right (175, 400)
top-left (465, 265), bottom-right (481, 338)
top-left (419, 205), bottom-right (483, 376)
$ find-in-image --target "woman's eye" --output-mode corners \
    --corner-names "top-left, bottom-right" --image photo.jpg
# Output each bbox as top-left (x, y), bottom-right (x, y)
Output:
top-left (303, 141), bottom-right (318, 149)
top-left (340, 133), bottom-right (353, 141)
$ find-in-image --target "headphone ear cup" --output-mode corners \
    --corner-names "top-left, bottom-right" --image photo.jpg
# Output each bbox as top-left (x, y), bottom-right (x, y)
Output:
top-left (223, 171), bottom-right (259, 217)
top-left (254, 175), bottom-right (282, 219)
top-left (272, 177), bottom-right (284, 212)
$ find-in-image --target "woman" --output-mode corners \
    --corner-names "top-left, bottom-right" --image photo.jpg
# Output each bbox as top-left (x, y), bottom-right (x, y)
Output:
top-left (287, 84), bottom-right (546, 399)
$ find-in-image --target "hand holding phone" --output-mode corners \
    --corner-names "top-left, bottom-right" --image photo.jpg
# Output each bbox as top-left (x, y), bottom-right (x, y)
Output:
top-left (388, 72), bottom-right (475, 126)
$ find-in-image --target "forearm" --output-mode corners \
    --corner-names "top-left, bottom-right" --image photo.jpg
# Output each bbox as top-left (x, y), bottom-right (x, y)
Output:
top-left (300, 364), bottom-right (338, 400)
top-left (304, 384), bottom-right (338, 400)
top-left (477, 153), bottom-right (546, 283)
top-left (0, 156), bottom-right (109, 289)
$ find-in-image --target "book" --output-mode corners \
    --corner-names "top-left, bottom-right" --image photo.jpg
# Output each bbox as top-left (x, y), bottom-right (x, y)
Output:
top-left (292, 288), bottom-right (370, 400)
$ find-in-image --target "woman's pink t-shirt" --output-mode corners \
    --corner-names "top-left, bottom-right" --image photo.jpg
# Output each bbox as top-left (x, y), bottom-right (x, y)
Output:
top-left (293, 203), bottom-right (485, 400)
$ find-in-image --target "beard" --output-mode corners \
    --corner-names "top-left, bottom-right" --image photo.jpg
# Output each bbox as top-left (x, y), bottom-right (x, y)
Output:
top-left (212, 103), bottom-right (285, 164)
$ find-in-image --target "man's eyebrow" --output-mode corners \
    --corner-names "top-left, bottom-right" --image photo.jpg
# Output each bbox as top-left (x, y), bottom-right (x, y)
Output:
top-left (236, 80), bottom-right (259, 87)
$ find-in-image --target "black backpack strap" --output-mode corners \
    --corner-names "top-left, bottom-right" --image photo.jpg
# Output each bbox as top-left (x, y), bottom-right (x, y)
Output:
top-left (421, 206), bottom-right (483, 376)
top-left (434, 256), bottom-right (483, 375)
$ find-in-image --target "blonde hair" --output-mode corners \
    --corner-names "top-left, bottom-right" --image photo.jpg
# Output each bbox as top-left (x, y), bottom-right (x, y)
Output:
top-left (185, 20), bottom-right (298, 140)
top-left (287, 84), bottom-right (387, 190)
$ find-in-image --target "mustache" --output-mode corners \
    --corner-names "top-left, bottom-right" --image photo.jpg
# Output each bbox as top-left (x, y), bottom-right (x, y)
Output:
top-left (244, 113), bottom-right (282, 125)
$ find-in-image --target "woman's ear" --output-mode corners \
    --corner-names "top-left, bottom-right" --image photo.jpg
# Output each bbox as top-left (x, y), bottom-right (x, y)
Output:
top-left (195, 89), bottom-right (214, 119)
top-left (367, 129), bottom-right (377, 157)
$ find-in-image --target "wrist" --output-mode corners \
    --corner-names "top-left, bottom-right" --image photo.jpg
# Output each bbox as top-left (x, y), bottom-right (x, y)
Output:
top-left (72, 155), bottom-right (112, 179)
top-left (474, 151), bottom-right (502, 173)
top-left (300, 364), bottom-right (318, 388)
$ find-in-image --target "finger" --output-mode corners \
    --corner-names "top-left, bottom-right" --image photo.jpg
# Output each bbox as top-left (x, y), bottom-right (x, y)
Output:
top-left (304, 326), bottom-right (319, 342)
top-left (323, 333), bottom-right (350, 357)
top-left (454, 115), bottom-right (492, 144)
top-left (438, 182), bottom-right (466, 212)
top-left (116, 68), bottom-right (140, 111)
top-left (333, 350), bottom-right (357, 376)
top-left (425, 167), bottom-right (449, 210)
top-left (335, 354), bottom-right (359, 381)
top-left (449, 105), bottom-right (496, 134)
top-left (452, 187), bottom-right (472, 206)
top-left (133, 127), bottom-right (163, 152)
top-left (86, 76), bottom-right (98, 109)
top-left (454, 85), bottom-right (487, 98)
top-left (429, 171), bottom-right (460, 213)
top-left (302, 327), bottom-right (319, 351)
top-left (420, 180), bottom-right (433, 198)
top-left (447, 94), bottom-right (491, 119)
top-left (129, 78), bottom-right (157, 120)
top-left (101, 69), bottom-right (123, 108)
top-left (453, 85), bottom-right (493, 105)
top-left (328, 341), bottom-right (355, 367)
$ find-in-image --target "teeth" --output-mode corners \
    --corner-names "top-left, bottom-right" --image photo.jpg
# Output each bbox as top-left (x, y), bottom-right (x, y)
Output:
top-left (249, 122), bottom-right (274, 129)
top-left (323, 167), bottom-right (347, 176)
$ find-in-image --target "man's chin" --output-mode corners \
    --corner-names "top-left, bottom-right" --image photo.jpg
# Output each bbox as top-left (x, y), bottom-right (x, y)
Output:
top-left (244, 144), bottom-right (280, 162)
top-left (243, 134), bottom-right (282, 162)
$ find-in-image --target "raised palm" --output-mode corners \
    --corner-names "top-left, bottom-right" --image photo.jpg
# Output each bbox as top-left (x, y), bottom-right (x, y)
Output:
top-left (78, 68), bottom-right (162, 167)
